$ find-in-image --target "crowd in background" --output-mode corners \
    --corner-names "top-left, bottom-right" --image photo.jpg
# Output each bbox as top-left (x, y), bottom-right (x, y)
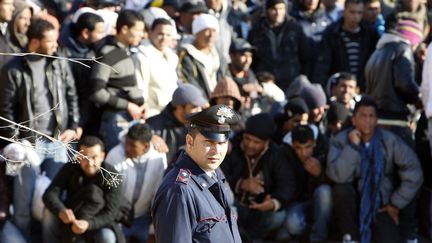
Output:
top-left (0, 0), bottom-right (431, 241)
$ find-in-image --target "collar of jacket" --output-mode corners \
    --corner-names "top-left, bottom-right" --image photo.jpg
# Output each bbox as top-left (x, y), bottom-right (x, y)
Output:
top-left (175, 151), bottom-right (226, 190)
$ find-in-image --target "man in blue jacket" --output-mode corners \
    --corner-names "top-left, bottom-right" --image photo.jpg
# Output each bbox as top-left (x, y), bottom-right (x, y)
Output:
top-left (152, 104), bottom-right (242, 243)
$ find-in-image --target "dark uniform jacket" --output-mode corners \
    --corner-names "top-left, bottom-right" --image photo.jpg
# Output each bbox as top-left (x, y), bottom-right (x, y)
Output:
top-left (147, 104), bottom-right (188, 163)
top-left (221, 139), bottom-right (295, 208)
top-left (152, 152), bottom-right (242, 243)
top-left (0, 55), bottom-right (79, 145)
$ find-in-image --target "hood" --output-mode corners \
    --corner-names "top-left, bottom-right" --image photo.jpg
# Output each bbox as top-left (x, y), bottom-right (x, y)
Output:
top-left (376, 32), bottom-right (410, 49)
top-left (61, 25), bottom-right (90, 55)
top-left (208, 0), bottom-right (231, 19)
top-left (209, 77), bottom-right (242, 111)
top-left (9, 0), bottom-right (33, 49)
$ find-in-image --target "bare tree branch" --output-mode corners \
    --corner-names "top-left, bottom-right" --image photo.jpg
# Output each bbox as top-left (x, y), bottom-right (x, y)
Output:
top-left (0, 52), bottom-right (119, 73)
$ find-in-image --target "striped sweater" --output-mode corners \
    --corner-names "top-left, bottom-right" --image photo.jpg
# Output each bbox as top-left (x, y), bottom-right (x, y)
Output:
top-left (90, 36), bottom-right (144, 110)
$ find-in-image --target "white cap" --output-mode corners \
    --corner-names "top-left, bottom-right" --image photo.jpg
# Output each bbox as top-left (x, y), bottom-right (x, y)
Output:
top-left (72, 7), bottom-right (97, 24)
top-left (192, 14), bottom-right (219, 35)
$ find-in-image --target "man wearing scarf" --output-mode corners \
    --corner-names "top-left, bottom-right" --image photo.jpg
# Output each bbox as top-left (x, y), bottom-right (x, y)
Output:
top-left (327, 96), bottom-right (423, 243)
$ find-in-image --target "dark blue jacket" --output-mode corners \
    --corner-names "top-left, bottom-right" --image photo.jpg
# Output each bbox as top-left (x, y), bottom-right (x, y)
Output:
top-left (152, 152), bottom-right (242, 243)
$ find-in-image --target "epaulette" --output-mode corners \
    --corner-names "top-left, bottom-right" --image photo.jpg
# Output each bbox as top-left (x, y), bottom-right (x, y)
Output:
top-left (175, 169), bottom-right (191, 185)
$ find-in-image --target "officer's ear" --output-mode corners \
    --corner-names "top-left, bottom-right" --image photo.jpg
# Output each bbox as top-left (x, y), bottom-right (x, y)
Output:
top-left (186, 134), bottom-right (194, 148)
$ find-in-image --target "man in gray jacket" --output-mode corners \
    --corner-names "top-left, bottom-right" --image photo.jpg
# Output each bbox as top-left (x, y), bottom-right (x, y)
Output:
top-left (327, 96), bottom-right (423, 243)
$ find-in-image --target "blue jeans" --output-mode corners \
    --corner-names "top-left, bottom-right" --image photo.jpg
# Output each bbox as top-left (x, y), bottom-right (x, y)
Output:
top-left (99, 110), bottom-right (132, 151)
top-left (42, 209), bottom-right (116, 243)
top-left (0, 220), bottom-right (27, 243)
top-left (285, 184), bottom-right (332, 242)
top-left (122, 214), bottom-right (150, 243)
top-left (236, 201), bottom-right (286, 240)
top-left (12, 164), bottom-right (36, 241)
top-left (36, 139), bottom-right (69, 179)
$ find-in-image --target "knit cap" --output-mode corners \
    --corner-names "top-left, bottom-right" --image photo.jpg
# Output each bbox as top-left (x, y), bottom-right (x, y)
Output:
top-left (245, 113), bottom-right (276, 140)
top-left (265, 0), bottom-right (286, 9)
top-left (192, 13), bottom-right (219, 35)
top-left (396, 19), bottom-right (423, 46)
top-left (300, 84), bottom-right (327, 110)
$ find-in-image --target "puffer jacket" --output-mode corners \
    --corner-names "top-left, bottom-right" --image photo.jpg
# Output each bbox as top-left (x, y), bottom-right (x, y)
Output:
top-left (0, 55), bottom-right (79, 144)
top-left (365, 32), bottom-right (420, 120)
top-left (327, 128), bottom-right (423, 209)
top-left (248, 16), bottom-right (312, 91)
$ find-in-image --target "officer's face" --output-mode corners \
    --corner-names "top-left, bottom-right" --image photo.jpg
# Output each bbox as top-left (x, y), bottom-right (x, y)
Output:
top-left (78, 145), bottom-right (105, 177)
top-left (242, 133), bottom-right (269, 159)
top-left (186, 132), bottom-right (228, 172)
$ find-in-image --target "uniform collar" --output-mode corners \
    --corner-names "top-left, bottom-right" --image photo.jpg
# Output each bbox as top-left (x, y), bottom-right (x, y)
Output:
top-left (175, 151), bottom-right (226, 190)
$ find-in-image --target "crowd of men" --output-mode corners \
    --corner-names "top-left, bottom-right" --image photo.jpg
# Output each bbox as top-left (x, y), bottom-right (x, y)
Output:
top-left (0, 0), bottom-right (430, 241)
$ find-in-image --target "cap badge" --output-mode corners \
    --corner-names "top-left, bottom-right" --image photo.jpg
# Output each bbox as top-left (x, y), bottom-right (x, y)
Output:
top-left (216, 106), bottom-right (234, 124)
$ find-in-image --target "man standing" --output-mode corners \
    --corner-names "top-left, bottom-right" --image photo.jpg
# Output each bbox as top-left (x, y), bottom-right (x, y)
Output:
top-left (0, 18), bottom-right (79, 178)
top-left (152, 104), bottom-right (241, 243)
top-left (313, 0), bottom-right (378, 90)
top-left (327, 96), bottom-right (423, 242)
top-left (90, 9), bottom-right (146, 151)
top-left (178, 13), bottom-right (222, 99)
top-left (61, 12), bottom-right (106, 137)
top-left (365, 19), bottom-right (422, 147)
top-left (137, 18), bottom-right (179, 117)
top-left (248, 0), bottom-right (311, 91)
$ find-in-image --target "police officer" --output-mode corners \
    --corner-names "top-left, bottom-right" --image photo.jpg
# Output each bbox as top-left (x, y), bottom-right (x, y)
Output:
top-left (152, 104), bottom-right (242, 243)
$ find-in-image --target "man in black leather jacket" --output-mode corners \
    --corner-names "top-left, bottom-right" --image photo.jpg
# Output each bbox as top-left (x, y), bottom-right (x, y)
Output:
top-left (365, 19), bottom-right (423, 147)
top-left (0, 18), bottom-right (79, 178)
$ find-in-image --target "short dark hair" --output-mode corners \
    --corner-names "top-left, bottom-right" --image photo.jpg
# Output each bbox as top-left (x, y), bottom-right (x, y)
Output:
top-left (27, 19), bottom-right (55, 41)
top-left (336, 72), bottom-right (357, 85)
top-left (345, 0), bottom-right (365, 7)
top-left (78, 136), bottom-right (105, 151)
top-left (256, 72), bottom-right (275, 83)
top-left (72, 12), bottom-right (104, 38)
top-left (292, 125), bottom-right (315, 144)
top-left (187, 126), bottom-right (200, 139)
top-left (127, 123), bottom-right (153, 143)
top-left (150, 18), bottom-right (172, 31)
top-left (353, 95), bottom-right (377, 115)
top-left (116, 10), bottom-right (144, 33)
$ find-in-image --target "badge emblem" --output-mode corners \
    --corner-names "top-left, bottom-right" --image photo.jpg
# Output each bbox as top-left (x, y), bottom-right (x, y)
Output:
top-left (216, 106), bottom-right (234, 124)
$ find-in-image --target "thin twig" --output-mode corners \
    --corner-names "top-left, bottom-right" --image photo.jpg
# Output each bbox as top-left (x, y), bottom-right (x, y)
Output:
top-left (0, 52), bottom-right (119, 73)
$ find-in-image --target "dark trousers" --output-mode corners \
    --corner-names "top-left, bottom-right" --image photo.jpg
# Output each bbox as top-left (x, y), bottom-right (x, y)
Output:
top-left (332, 183), bottom-right (418, 242)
